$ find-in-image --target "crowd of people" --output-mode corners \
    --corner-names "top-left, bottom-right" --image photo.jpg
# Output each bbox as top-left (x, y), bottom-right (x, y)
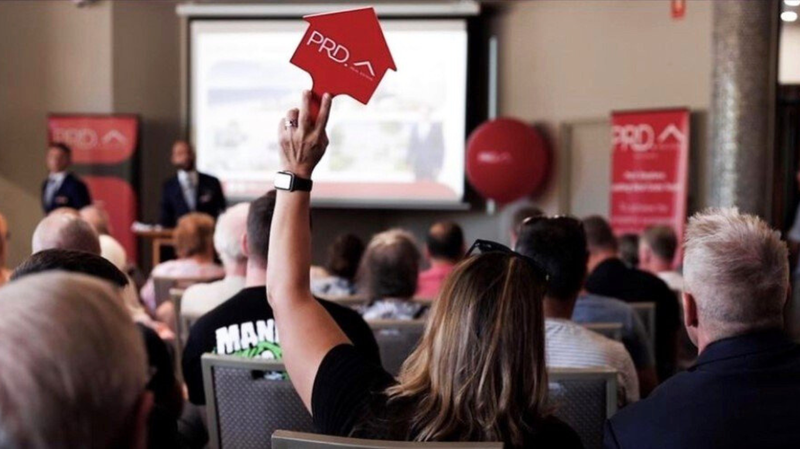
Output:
top-left (0, 91), bottom-right (798, 448)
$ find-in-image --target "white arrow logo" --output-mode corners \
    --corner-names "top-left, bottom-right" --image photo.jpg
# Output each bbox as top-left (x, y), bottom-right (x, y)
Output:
top-left (102, 130), bottom-right (128, 146)
top-left (353, 61), bottom-right (375, 77)
top-left (658, 124), bottom-right (686, 144)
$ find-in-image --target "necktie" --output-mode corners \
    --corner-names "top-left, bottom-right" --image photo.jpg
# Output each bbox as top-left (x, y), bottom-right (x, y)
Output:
top-left (184, 175), bottom-right (197, 211)
top-left (45, 177), bottom-right (58, 208)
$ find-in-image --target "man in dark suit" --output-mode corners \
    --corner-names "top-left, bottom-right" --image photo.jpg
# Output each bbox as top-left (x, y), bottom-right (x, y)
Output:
top-left (41, 143), bottom-right (92, 214)
top-left (583, 215), bottom-right (680, 380)
top-left (159, 140), bottom-right (226, 228)
top-left (604, 209), bottom-right (800, 449)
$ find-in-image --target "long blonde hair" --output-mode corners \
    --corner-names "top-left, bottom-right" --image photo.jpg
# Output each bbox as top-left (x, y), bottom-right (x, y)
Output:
top-left (385, 252), bottom-right (549, 446)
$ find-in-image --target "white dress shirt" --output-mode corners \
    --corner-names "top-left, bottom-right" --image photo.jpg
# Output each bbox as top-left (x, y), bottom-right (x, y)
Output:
top-left (44, 171), bottom-right (67, 206)
top-left (178, 170), bottom-right (199, 211)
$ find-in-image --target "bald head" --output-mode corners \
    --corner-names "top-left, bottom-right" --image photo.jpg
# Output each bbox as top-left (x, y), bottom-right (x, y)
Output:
top-left (32, 214), bottom-right (101, 255)
top-left (214, 202), bottom-right (250, 267)
top-left (426, 221), bottom-right (464, 263)
top-left (80, 205), bottom-right (112, 236)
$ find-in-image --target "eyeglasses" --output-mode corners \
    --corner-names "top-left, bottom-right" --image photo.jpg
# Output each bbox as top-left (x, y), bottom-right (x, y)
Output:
top-left (465, 239), bottom-right (550, 283)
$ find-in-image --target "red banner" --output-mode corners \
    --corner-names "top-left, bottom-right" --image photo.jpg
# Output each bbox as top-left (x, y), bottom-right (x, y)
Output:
top-left (610, 109), bottom-right (690, 256)
top-left (47, 115), bottom-right (140, 264)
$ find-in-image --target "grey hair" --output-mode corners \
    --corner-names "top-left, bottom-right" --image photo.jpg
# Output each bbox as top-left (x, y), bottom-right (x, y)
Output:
top-left (31, 214), bottom-right (100, 255)
top-left (213, 203), bottom-right (250, 265)
top-left (0, 272), bottom-right (147, 448)
top-left (684, 208), bottom-right (788, 337)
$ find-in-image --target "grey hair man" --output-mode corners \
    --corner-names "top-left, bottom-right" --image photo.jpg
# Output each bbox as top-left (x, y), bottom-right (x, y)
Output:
top-left (180, 202), bottom-right (250, 320)
top-left (605, 208), bottom-right (800, 449)
top-left (80, 204), bottom-right (128, 270)
top-left (31, 213), bottom-right (101, 255)
top-left (0, 272), bottom-right (152, 448)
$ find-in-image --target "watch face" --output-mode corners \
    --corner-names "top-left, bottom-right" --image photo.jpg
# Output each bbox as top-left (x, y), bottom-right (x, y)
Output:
top-left (274, 172), bottom-right (293, 190)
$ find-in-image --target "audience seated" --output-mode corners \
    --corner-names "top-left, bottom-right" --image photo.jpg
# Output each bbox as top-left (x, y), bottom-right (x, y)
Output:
top-left (181, 203), bottom-right (249, 320)
top-left (31, 212), bottom-right (101, 254)
top-left (583, 216), bottom-right (680, 380)
top-left (80, 204), bottom-right (128, 270)
top-left (0, 272), bottom-right (151, 447)
top-left (0, 212), bottom-right (10, 286)
top-left (516, 215), bottom-right (639, 405)
top-left (358, 229), bottom-right (425, 320)
top-left (264, 92), bottom-right (582, 448)
top-left (605, 208), bottom-right (800, 449)
top-left (182, 190), bottom-right (380, 406)
top-left (11, 249), bottom-right (183, 448)
top-left (618, 233), bottom-right (640, 268)
top-left (140, 212), bottom-right (225, 313)
top-left (415, 221), bottom-right (464, 299)
top-left (311, 233), bottom-right (365, 298)
top-left (510, 205), bottom-right (544, 247)
top-left (639, 224), bottom-right (684, 292)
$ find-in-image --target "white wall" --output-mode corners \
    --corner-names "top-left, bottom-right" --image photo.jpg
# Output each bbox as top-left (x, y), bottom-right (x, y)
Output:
top-left (780, 23), bottom-right (800, 84)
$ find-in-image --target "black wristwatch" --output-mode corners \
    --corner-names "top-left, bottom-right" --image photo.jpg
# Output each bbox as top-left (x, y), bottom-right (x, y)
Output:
top-left (274, 171), bottom-right (313, 192)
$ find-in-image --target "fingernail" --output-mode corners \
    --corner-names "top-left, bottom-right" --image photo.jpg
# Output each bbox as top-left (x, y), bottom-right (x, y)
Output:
top-left (323, 93), bottom-right (331, 100)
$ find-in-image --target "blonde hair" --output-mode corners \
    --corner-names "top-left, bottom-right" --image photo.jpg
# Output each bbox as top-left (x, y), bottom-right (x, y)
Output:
top-left (0, 272), bottom-right (147, 447)
top-left (174, 212), bottom-right (216, 259)
top-left (684, 208), bottom-right (789, 338)
top-left (381, 252), bottom-right (549, 446)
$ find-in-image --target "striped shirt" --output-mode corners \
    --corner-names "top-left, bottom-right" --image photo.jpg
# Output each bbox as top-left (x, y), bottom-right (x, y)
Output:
top-left (545, 318), bottom-right (639, 406)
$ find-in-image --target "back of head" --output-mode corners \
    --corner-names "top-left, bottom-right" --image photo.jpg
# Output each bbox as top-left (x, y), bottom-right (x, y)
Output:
top-left (618, 233), bottom-right (640, 268)
top-left (582, 215), bottom-right (618, 254)
top-left (684, 208), bottom-right (788, 338)
top-left (426, 221), bottom-right (464, 263)
top-left (389, 252), bottom-right (548, 446)
top-left (214, 203), bottom-right (250, 266)
top-left (12, 249), bottom-right (128, 288)
top-left (515, 216), bottom-right (588, 302)
top-left (0, 272), bottom-right (147, 447)
top-left (174, 212), bottom-right (215, 259)
top-left (641, 225), bottom-right (678, 264)
top-left (358, 229), bottom-right (420, 300)
top-left (79, 205), bottom-right (112, 236)
top-left (512, 206), bottom-right (544, 237)
top-left (31, 214), bottom-right (101, 255)
top-left (246, 191), bottom-right (277, 265)
top-left (325, 233), bottom-right (365, 281)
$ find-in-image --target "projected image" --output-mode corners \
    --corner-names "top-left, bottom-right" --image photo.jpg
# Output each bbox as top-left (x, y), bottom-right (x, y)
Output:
top-left (191, 20), bottom-right (467, 206)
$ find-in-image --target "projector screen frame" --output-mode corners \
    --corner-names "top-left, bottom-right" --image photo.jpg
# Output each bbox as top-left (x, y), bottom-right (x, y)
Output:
top-left (181, 8), bottom-right (491, 211)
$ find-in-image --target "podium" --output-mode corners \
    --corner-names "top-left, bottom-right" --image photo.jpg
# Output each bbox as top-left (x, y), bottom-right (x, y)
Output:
top-left (134, 229), bottom-right (174, 268)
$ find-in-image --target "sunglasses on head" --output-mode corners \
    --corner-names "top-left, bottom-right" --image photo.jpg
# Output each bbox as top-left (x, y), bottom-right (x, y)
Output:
top-left (465, 239), bottom-right (550, 283)
top-left (521, 214), bottom-right (584, 231)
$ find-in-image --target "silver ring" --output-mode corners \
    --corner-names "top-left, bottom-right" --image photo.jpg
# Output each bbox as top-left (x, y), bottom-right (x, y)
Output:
top-left (284, 119), bottom-right (298, 129)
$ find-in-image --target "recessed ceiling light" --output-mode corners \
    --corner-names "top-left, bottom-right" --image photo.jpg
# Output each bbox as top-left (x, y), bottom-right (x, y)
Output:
top-left (786, 0), bottom-right (800, 6)
top-left (783, 11), bottom-right (799, 22)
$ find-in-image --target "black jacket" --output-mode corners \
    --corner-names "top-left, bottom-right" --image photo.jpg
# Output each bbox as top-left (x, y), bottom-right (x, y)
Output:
top-left (41, 173), bottom-right (92, 213)
top-left (605, 331), bottom-right (800, 449)
top-left (159, 172), bottom-right (226, 227)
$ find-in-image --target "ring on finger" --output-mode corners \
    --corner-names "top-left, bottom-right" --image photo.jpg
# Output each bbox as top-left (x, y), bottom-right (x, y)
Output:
top-left (284, 119), bottom-right (298, 129)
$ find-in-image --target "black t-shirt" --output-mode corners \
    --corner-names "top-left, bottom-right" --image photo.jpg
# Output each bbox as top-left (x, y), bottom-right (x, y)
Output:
top-left (585, 258), bottom-right (680, 379)
top-left (183, 286), bottom-right (381, 405)
top-left (312, 345), bottom-right (584, 449)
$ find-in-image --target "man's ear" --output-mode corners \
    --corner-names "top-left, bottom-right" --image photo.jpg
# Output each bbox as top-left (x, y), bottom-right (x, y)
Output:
top-left (683, 291), bottom-right (699, 347)
top-left (130, 391), bottom-right (154, 449)
top-left (241, 233), bottom-right (250, 258)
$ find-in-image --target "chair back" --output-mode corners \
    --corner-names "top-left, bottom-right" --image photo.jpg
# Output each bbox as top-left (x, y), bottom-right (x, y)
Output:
top-left (272, 430), bottom-right (502, 449)
top-left (202, 355), bottom-right (313, 449)
top-left (548, 367), bottom-right (618, 449)
top-left (368, 319), bottom-right (426, 376)
top-left (153, 275), bottom-right (223, 308)
top-left (630, 302), bottom-right (656, 354)
top-left (321, 295), bottom-right (370, 308)
top-left (581, 322), bottom-right (623, 341)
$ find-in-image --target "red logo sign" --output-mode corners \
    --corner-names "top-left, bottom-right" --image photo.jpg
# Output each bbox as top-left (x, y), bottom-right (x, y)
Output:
top-left (47, 115), bottom-right (138, 165)
top-left (610, 109), bottom-right (690, 264)
top-left (291, 7), bottom-right (396, 117)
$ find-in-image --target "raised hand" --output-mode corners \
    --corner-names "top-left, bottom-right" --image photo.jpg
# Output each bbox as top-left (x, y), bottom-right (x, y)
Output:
top-left (278, 90), bottom-right (333, 179)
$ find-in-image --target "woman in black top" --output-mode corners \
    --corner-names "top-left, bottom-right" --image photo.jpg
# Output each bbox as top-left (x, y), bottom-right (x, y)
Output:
top-left (266, 91), bottom-right (583, 449)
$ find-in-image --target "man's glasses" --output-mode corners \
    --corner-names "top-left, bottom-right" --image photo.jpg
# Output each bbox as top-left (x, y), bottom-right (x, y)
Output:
top-left (466, 239), bottom-right (549, 283)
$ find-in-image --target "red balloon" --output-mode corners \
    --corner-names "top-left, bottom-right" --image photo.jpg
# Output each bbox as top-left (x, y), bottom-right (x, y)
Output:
top-left (466, 118), bottom-right (550, 204)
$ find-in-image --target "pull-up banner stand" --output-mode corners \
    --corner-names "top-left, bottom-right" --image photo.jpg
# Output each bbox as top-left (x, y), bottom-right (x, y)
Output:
top-left (47, 114), bottom-right (140, 264)
top-left (610, 108), bottom-right (690, 264)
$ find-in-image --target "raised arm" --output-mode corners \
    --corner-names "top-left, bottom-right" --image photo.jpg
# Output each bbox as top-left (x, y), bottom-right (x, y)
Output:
top-left (266, 91), bottom-right (350, 411)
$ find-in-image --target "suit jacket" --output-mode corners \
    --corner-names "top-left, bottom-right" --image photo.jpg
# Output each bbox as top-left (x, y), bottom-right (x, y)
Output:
top-left (41, 173), bottom-right (92, 214)
top-left (159, 172), bottom-right (226, 228)
top-left (605, 331), bottom-right (800, 449)
top-left (586, 258), bottom-right (680, 379)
